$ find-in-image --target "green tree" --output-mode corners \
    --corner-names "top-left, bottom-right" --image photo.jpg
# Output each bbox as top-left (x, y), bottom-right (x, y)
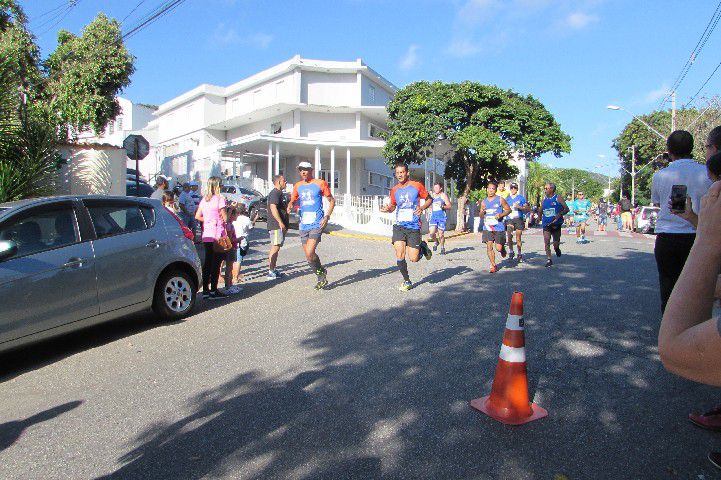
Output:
top-left (383, 81), bottom-right (571, 230)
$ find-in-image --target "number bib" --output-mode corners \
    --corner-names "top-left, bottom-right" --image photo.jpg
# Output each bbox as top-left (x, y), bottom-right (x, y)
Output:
top-left (484, 216), bottom-right (498, 227)
top-left (301, 211), bottom-right (317, 225)
top-left (543, 208), bottom-right (556, 218)
top-left (432, 202), bottom-right (443, 212)
top-left (397, 208), bottom-right (414, 222)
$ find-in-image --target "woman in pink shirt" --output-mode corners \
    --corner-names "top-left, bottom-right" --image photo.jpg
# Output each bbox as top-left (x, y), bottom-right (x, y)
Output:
top-left (195, 176), bottom-right (229, 300)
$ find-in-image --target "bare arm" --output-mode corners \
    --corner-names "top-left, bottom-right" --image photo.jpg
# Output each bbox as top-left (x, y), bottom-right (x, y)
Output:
top-left (319, 195), bottom-right (335, 230)
top-left (498, 198), bottom-right (511, 219)
top-left (442, 193), bottom-right (452, 210)
top-left (659, 181), bottom-right (721, 386)
top-left (415, 196), bottom-right (433, 216)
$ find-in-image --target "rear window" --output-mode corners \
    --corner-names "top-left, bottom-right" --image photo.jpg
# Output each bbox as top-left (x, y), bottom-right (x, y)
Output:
top-left (221, 186), bottom-right (236, 194)
top-left (85, 202), bottom-right (150, 239)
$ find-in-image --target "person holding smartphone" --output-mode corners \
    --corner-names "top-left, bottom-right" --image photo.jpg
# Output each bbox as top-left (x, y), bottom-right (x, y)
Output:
top-left (651, 130), bottom-right (712, 313)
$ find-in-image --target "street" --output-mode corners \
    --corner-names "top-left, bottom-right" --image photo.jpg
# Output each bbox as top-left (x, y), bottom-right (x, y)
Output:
top-left (0, 224), bottom-right (718, 479)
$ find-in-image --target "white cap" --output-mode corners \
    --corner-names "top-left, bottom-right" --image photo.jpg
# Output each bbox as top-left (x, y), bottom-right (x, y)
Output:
top-left (297, 161), bottom-right (313, 169)
top-left (189, 181), bottom-right (199, 186)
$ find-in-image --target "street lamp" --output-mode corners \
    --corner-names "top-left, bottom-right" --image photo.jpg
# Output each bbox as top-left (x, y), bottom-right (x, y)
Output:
top-left (606, 104), bottom-right (667, 140)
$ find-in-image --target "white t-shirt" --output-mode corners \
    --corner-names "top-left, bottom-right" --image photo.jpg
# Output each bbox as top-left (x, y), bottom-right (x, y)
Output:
top-left (150, 188), bottom-right (165, 201)
top-left (232, 215), bottom-right (253, 238)
top-left (651, 159), bottom-right (712, 234)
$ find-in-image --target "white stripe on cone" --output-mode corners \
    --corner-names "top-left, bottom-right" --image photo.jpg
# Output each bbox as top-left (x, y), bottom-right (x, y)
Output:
top-left (499, 344), bottom-right (526, 363)
top-left (505, 314), bottom-right (524, 331)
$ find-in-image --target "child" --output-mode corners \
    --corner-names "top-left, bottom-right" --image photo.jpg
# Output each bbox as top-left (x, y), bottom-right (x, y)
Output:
top-left (221, 207), bottom-right (241, 295)
top-left (162, 190), bottom-right (178, 214)
top-left (231, 203), bottom-right (258, 287)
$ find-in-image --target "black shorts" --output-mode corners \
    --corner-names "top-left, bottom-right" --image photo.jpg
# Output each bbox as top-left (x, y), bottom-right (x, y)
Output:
top-left (482, 230), bottom-right (505, 245)
top-left (506, 218), bottom-right (525, 231)
top-left (543, 224), bottom-right (562, 242)
top-left (392, 225), bottom-right (422, 248)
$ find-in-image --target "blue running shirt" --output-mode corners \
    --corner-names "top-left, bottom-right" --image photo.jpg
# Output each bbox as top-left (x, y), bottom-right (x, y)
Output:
top-left (389, 181), bottom-right (429, 230)
top-left (507, 193), bottom-right (527, 220)
top-left (290, 179), bottom-right (331, 231)
top-left (542, 194), bottom-right (564, 227)
top-left (481, 196), bottom-right (505, 232)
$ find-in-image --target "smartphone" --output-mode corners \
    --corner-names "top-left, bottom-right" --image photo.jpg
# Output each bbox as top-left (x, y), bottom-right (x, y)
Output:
top-left (671, 185), bottom-right (687, 212)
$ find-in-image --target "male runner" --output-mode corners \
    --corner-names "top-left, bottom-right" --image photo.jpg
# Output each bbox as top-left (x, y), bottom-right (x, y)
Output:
top-left (542, 183), bottom-right (570, 267)
top-left (479, 181), bottom-right (511, 273)
top-left (572, 191), bottom-right (592, 243)
top-left (428, 182), bottom-right (452, 255)
top-left (266, 174), bottom-right (288, 279)
top-left (505, 182), bottom-right (530, 262)
top-left (288, 161), bottom-right (335, 290)
top-left (596, 198), bottom-right (608, 232)
top-left (380, 163), bottom-right (433, 291)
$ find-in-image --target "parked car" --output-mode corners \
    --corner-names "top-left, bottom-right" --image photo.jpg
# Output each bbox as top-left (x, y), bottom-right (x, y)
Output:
top-left (220, 184), bottom-right (263, 217)
top-left (127, 180), bottom-right (155, 197)
top-left (126, 167), bottom-right (147, 183)
top-left (634, 206), bottom-right (660, 234)
top-left (0, 195), bottom-right (202, 353)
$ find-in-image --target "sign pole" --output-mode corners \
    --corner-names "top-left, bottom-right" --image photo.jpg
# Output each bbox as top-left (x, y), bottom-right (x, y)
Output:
top-left (135, 137), bottom-right (140, 196)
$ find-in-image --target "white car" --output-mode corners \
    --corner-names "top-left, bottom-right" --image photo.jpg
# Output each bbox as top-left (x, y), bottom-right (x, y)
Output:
top-left (634, 206), bottom-right (659, 234)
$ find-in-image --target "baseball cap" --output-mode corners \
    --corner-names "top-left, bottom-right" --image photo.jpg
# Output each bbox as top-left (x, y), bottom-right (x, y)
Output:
top-left (189, 181), bottom-right (199, 186)
top-left (298, 161), bottom-right (313, 169)
top-left (510, 182), bottom-right (519, 188)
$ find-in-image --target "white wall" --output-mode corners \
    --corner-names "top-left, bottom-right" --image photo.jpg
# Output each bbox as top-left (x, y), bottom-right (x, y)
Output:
top-left (227, 112), bottom-right (294, 139)
top-left (57, 146), bottom-right (126, 196)
top-left (226, 70), bottom-right (296, 118)
top-left (300, 112), bottom-right (357, 140)
top-left (360, 75), bottom-right (392, 107)
top-left (301, 72), bottom-right (358, 106)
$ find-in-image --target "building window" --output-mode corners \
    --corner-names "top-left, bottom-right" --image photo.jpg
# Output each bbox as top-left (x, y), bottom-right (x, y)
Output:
top-left (319, 170), bottom-right (339, 189)
top-left (368, 123), bottom-right (386, 139)
top-left (108, 122), bottom-right (114, 135)
top-left (117, 117), bottom-right (123, 130)
top-left (368, 171), bottom-right (392, 189)
top-left (271, 122), bottom-right (282, 135)
top-left (369, 85), bottom-right (376, 103)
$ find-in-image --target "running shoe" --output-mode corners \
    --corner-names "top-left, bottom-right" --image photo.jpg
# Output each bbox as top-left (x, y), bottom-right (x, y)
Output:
top-left (689, 405), bottom-right (721, 431)
top-left (266, 270), bottom-right (278, 280)
top-left (554, 245), bottom-right (562, 257)
top-left (315, 278), bottom-right (329, 290)
top-left (508, 251), bottom-right (515, 260)
top-left (576, 238), bottom-right (582, 244)
top-left (420, 241), bottom-right (432, 260)
top-left (500, 245), bottom-right (507, 258)
top-left (545, 259), bottom-right (553, 267)
top-left (315, 267), bottom-right (328, 290)
top-left (202, 290), bottom-right (210, 299)
top-left (399, 280), bottom-right (413, 291)
top-left (517, 253), bottom-right (523, 263)
top-left (489, 265), bottom-right (498, 273)
top-left (432, 242), bottom-right (438, 252)
top-left (273, 269), bottom-right (285, 277)
top-left (440, 247), bottom-right (446, 255)
top-left (208, 290), bottom-right (228, 300)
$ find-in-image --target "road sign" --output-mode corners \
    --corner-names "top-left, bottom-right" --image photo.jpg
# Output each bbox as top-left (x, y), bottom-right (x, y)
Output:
top-left (123, 134), bottom-right (149, 161)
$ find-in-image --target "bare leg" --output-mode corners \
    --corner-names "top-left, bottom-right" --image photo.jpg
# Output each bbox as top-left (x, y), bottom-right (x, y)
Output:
top-left (486, 241), bottom-right (496, 267)
top-left (543, 230), bottom-right (552, 259)
top-left (268, 244), bottom-right (281, 271)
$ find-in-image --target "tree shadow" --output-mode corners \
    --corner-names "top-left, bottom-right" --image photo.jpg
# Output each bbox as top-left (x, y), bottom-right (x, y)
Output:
top-left (0, 401), bottom-right (83, 452)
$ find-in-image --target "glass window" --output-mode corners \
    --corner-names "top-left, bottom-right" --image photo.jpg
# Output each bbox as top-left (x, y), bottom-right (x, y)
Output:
top-left (108, 122), bottom-right (114, 135)
top-left (140, 206), bottom-right (156, 228)
top-left (369, 86), bottom-right (376, 102)
top-left (0, 207), bottom-right (79, 258)
top-left (117, 117), bottom-right (123, 130)
top-left (271, 122), bottom-right (282, 134)
top-left (85, 203), bottom-right (148, 239)
top-left (319, 170), bottom-right (340, 189)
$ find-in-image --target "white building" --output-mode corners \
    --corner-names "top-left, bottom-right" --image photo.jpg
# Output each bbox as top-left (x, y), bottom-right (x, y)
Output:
top-left (76, 97), bottom-right (156, 148)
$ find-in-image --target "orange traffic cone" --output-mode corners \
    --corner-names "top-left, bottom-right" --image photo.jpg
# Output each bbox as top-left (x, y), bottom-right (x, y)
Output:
top-left (470, 291), bottom-right (548, 425)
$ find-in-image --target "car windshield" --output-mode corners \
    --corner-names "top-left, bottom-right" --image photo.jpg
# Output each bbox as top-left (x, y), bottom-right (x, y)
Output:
top-left (239, 188), bottom-right (257, 196)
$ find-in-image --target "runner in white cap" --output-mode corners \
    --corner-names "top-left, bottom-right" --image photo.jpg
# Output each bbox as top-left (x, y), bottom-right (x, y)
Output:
top-left (505, 182), bottom-right (530, 263)
top-left (288, 161), bottom-right (335, 290)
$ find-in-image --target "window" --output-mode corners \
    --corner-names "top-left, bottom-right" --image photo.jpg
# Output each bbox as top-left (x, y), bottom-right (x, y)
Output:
top-left (369, 85), bottom-right (376, 103)
top-left (368, 123), bottom-right (386, 139)
top-left (319, 170), bottom-right (340, 189)
top-left (368, 171), bottom-right (392, 189)
top-left (140, 206), bottom-right (156, 228)
top-left (271, 122), bottom-right (282, 135)
top-left (85, 202), bottom-right (149, 239)
top-left (108, 122), bottom-right (114, 135)
top-left (0, 206), bottom-right (79, 258)
top-left (117, 117), bottom-right (123, 130)
top-left (221, 186), bottom-right (237, 194)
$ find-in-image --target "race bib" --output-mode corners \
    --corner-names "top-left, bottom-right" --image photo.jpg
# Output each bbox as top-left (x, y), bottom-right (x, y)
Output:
top-left (397, 208), bottom-right (414, 222)
top-left (543, 208), bottom-right (556, 218)
top-left (510, 208), bottom-right (520, 219)
top-left (301, 211), bottom-right (317, 225)
top-left (432, 202), bottom-right (443, 212)
top-left (484, 216), bottom-right (498, 227)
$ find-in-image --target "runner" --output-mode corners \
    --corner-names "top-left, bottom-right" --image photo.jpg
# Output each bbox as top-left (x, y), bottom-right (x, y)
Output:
top-left (597, 198), bottom-right (608, 232)
top-left (572, 191), bottom-right (592, 243)
top-left (479, 181), bottom-right (511, 273)
top-left (380, 163), bottom-right (433, 291)
top-left (428, 182), bottom-right (452, 255)
top-left (505, 182), bottom-right (530, 263)
top-left (288, 161), bottom-right (335, 290)
top-left (542, 183), bottom-right (570, 267)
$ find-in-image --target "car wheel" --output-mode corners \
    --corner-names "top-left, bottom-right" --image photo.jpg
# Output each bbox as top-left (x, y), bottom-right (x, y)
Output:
top-left (152, 269), bottom-right (196, 321)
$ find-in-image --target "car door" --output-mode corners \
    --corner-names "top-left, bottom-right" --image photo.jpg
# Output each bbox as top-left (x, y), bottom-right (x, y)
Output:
top-left (83, 199), bottom-right (169, 313)
top-left (0, 201), bottom-right (98, 344)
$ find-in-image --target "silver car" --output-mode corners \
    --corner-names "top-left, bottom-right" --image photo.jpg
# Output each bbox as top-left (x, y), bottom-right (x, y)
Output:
top-left (0, 195), bottom-right (202, 353)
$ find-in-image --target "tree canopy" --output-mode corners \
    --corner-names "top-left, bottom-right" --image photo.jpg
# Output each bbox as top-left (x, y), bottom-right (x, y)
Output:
top-left (526, 162), bottom-right (606, 206)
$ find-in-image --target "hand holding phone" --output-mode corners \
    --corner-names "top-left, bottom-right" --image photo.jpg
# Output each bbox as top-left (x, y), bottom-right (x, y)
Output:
top-left (671, 185), bottom-right (688, 212)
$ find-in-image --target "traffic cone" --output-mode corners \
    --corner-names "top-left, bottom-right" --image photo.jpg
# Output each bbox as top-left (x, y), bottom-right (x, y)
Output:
top-left (470, 292), bottom-right (547, 425)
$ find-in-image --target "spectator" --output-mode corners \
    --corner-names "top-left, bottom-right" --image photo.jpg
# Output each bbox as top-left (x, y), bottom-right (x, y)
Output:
top-left (597, 198), bottom-right (608, 232)
top-left (658, 180), bottom-right (721, 470)
top-left (195, 176), bottom-right (229, 300)
top-left (219, 206), bottom-right (242, 295)
top-left (162, 190), bottom-right (177, 214)
top-left (150, 177), bottom-right (168, 200)
top-left (231, 203), bottom-right (258, 288)
top-left (619, 196), bottom-right (633, 231)
top-left (177, 183), bottom-right (194, 228)
top-left (652, 130), bottom-right (712, 313)
top-left (266, 174), bottom-right (289, 279)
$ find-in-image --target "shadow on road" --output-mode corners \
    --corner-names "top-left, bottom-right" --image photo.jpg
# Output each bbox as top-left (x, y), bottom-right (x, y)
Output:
top-left (0, 400), bottom-right (82, 452)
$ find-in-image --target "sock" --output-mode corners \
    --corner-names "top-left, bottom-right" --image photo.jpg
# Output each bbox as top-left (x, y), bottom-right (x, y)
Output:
top-left (397, 259), bottom-right (410, 282)
top-left (309, 258), bottom-right (321, 272)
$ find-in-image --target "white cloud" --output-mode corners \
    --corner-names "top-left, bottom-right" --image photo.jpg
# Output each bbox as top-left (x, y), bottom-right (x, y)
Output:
top-left (210, 24), bottom-right (272, 49)
top-left (399, 44), bottom-right (420, 70)
top-left (564, 12), bottom-right (598, 29)
top-left (446, 38), bottom-right (482, 58)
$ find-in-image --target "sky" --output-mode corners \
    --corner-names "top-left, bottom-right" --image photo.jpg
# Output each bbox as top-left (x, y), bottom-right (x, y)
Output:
top-left (19, 0), bottom-right (721, 176)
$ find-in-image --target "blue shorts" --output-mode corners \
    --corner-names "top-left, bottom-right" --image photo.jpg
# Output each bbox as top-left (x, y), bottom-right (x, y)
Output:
top-left (429, 217), bottom-right (446, 231)
top-left (574, 215), bottom-right (589, 224)
top-left (598, 215), bottom-right (607, 225)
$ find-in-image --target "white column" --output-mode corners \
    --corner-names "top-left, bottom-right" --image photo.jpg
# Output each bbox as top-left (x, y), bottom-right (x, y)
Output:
top-left (346, 148), bottom-right (351, 194)
top-left (274, 143), bottom-right (280, 176)
top-left (315, 146), bottom-right (320, 172)
top-left (267, 142), bottom-right (273, 186)
top-left (423, 155), bottom-right (428, 191)
top-left (330, 147), bottom-right (336, 195)
top-left (433, 156), bottom-right (437, 185)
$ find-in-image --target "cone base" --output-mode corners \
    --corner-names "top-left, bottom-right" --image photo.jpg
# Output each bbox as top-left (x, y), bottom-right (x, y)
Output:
top-left (470, 395), bottom-right (548, 425)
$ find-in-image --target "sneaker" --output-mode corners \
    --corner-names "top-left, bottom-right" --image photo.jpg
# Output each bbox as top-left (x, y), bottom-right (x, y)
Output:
top-left (315, 278), bottom-right (329, 290)
top-left (420, 241), bottom-right (432, 260)
top-left (266, 270), bottom-right (278, 280)
top-left (399, 280), bottom-right (413, 291)
top-left (273, 269), bottom-right (285, 277)
top-left (709, 452), bottom-right (721, 470)
top-left (489, 265), bottom-right (498, 273)
top-left (500, 245), bottom-right (507, 258)
top-left (208, 290), bottom-right (228, 300)
top-left (689, 406), bottom-right (721, 431)
top-left (202, 290), bottom-right (210, 299)
top-left (545, 259), bottom-right (553, 267)
top-left (432, 243), bottom-right (438, 252)
top-left (440, 247), bottom-right (446, 255)
top-left (228, 285), bottom-right (243, 295)
top-left (508, 250), bottom-right (515, 260)
top-left (581, 235), bottom-right (586, 242)
top-left (517, 253), bottom-right (523, 263)
top-left (554, 245), bottom-right (562, 257)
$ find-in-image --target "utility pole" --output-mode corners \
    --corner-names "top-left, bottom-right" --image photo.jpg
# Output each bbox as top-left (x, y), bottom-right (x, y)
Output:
top-left (671, 90), bottom-right (677, 132)
top-left (630, 145), bottom-right (636, 206)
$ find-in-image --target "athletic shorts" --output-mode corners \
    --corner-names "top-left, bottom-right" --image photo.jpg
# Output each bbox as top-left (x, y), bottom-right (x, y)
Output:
top-left (299, 228), bottom-right (322, 244)
top-left (543, 224), bottom-right (562, 242)
top-left (506, 218), bottom-right (525, 231)
top-left (392, 224), bottom-right (422, 248)
top-left (269, 229), bottom-right (285, 246)
top-left (598, 215), bottom-right (608, 225)
top-left (574, 215), bottom-right (589, 224)
top-left (482, 230), bottom-right (505, 245)
top-left (621, 212), bottom-right (632, 222)
top-left (429, 217), bottom-right (447, 231)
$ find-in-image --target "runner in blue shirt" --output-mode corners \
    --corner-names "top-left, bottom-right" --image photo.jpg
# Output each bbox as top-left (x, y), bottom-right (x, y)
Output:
top-left (505, 182), bottom-right (530, 263)
top-left (541, 182), bottom-right (570, 267)
top-left (572, 191), bottom-right (592, 243)
top-left (479, 181), bottom-right (512, 273)
top-left (428, 182), bottom-right (452, 255)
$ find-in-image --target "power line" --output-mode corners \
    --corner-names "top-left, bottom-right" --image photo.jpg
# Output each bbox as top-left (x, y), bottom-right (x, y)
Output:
top-left (657, 0), bottom-right (721, 110)
top-left (684, 59), bottom-right (721, 109)
top-left (121, 0), bottom-right (148, 25)
top-left (36, 1), bottom-right (82, 37)
top-left (31, 1), bottom-right (68, 22)
top-left (122, 0), bottom-right (187, 40)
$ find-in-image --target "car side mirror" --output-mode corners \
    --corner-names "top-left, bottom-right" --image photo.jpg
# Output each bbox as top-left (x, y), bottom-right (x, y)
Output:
top-left (0, 240), bottom-right (18, 261)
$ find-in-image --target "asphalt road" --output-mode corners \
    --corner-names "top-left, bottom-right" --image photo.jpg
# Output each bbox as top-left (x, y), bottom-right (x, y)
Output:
top-left (0, 224), bottom-right (718, 479)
